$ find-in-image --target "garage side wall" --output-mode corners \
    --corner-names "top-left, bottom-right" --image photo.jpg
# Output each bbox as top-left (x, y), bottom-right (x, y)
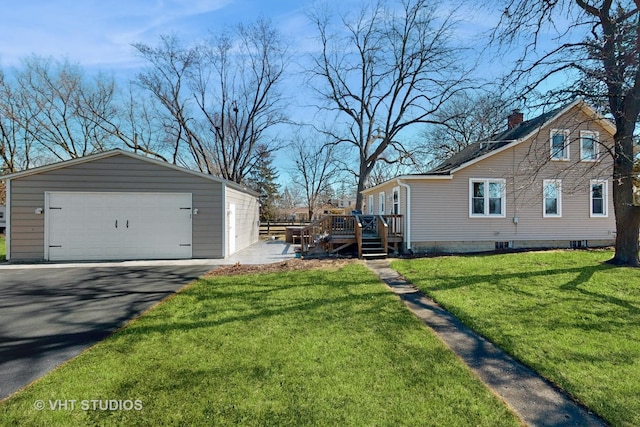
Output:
top-left (8, 154), bottom-right (225, 261)
top-left (225, 186), bottom-right (259, 256)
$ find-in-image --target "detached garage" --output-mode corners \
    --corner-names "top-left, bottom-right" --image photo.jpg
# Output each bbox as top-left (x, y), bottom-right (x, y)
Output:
top-left (1, 149), bottom-right (260, 262)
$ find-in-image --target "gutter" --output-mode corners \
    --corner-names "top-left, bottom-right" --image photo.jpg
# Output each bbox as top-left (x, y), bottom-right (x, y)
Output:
top-left (5, 179), bottom-right (9, 261)
top-left (396, 177), bottom-right (411, 252)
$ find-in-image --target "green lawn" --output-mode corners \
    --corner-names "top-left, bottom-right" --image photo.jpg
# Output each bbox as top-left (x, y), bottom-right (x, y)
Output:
top-left (392, 250), bottom-right (640, 427)
top-left (0, 235), bottom-right (5, 261)
top-left (0, 263), bottom-right (519, 426)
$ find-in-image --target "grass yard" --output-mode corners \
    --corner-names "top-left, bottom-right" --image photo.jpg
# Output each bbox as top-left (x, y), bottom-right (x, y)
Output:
top-left (0, 263), bottom-right (519, 426)
top-left (0, 235), bottom-right (5, 261)
top-left (392, 250), bottom-right (640, 427)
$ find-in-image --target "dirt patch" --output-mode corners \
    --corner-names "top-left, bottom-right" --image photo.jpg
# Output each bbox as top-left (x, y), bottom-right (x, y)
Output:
top-left (204, 258), bottom-right (358, 277)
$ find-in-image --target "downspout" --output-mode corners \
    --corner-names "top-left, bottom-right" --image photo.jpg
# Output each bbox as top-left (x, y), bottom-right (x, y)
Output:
top-left (5, 179), bottom-right (10, 261)
top-left (397, 177), bottom-right (411, 252)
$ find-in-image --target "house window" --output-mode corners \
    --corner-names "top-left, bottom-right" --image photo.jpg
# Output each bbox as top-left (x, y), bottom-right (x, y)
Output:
top-left (367, 195), bottom-right (374, 214)
top-left (469, 179), bottom-right (506, 217)
top-left (580, 130), bottom-right (599, 161)
top-left (543, 179), bottom-right (562, 217)
top-left (378, 192), bottom-right (385, 215)
top-left (590, 180), bottom-right (608, 217)
top-left (392, 187), bottom-right (400, 215)
top-left (550, 129), bottom-right (570, 160)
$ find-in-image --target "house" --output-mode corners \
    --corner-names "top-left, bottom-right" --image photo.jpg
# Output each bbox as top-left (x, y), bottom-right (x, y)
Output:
top-left (361, 99), bottom-right (616, 253)
top-left (1, 149), bottom-right (260, 262)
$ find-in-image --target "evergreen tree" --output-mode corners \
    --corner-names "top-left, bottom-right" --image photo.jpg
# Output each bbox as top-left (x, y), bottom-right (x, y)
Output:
top-left (246, 149), bottom-right (280, 222)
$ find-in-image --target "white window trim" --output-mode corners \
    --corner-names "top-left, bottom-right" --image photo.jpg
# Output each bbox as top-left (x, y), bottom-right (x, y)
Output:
top-left (392, 186), bottom-right (400, 215)
top-left (580, 130), bottom-right (600, 162)
top-left (543, 179), bottom-right (562, 218)
top-left (378, 192), bottom-right (385, 215)
top-left (367, 194), bottom-right (374, 215)
top-left (469, 178), bottom-right (507, 218)
top-left (550, 129), bottom-right (570, 161)
top-left (590, 179), bottom-right (608, 217)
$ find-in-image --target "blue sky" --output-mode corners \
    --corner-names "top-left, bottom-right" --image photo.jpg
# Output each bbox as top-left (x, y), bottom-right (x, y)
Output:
top-left (0, 0), bottom-right (501, 74)
top-left (0, 1), bottom-right (530, 185)
top-left (0, 0), bottom-right (324, 73)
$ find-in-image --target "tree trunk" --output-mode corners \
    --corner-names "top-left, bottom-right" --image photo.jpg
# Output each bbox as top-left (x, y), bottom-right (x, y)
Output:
top-left (611, 200), bottom-right (640, 266)
top-left (355, 160), bottom-right (371, 211)
top-left (609, 126), bottom-right (640, 266)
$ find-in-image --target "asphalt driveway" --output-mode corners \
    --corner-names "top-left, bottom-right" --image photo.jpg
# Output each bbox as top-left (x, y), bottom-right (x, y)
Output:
top-left (0, 265), bottom-right (214, 400)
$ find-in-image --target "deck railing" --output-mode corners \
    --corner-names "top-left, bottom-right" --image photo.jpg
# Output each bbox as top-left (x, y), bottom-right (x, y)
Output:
top-left (384, 214), bottom-right (404, 241)
top-left (299, 214), bottom-right (403, 255)
top-left (378, 215), bottom-right (389, 252)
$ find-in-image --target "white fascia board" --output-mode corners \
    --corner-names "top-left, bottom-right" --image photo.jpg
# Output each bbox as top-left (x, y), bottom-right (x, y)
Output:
top-left (0, 149), bottom-right (259, 197)
top-left (361, 174), bottom-right (453, 195)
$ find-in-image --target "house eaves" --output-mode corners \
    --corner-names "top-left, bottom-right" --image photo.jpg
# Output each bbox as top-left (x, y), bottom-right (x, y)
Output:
top-left (449, 99), bottom-right (614, 175)
top-left (0, 149), bottom-right (260, 197)
top-left (362, 174), bottom-right (453, 194)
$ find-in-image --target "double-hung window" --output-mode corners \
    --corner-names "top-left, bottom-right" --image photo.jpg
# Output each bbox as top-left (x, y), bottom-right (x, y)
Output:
top-left (590, 180), bottom-right (608, 217)
top-left (580, 130), bottom-right (599, 161)
top-left (543, 179), bottom-right (562, 217)
top-left (470, 179), bottom-right (506, 217)
top-left (367, 195), bottom-right (374, 215)
top-left (550, 129), bottom-right (570, 160)
top-left (378, 192), bottom-right (385, 215)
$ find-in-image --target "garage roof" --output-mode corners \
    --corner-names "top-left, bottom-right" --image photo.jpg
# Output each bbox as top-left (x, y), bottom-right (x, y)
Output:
top-left (0, 149), bottom-right (259, 197)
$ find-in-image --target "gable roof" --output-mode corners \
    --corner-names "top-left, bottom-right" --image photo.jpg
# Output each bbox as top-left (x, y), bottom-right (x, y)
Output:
top-left (362, 99), bottom-right (616, 194)
top-left (0, 149), bottom-right (259, 197)
top-left (426, 99), bottom-right (615, 175)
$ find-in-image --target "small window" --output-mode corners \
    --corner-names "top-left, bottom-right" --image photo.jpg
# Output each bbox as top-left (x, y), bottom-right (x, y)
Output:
top-left (580, 130), bottom-right (599, 161)
top-left (590, 180), bottom-right (608, 217)
top-left (378, 192), bottom-right (385, 215)
top-left (470, 179), bottom-right (506, 217)
top-left (392, 186), bottom-right (400, 215)
top-left (570, 240), bottom-right (587, 249)
top-left (367, 195), bottom-right (374, 215)
top-left (550, 129), bottom-right (570, 160)
top-left (495, 241), bottom-right (513, 250)
top-left (543, 179), bottom-right (562, 217)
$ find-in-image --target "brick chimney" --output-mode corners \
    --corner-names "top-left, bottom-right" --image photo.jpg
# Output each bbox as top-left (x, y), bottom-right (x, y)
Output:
top-left (507, 109), bottom-right (524, 129)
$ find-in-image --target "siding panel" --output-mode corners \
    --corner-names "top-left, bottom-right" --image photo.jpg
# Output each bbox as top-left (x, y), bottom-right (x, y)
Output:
top-left (8, 154), bottom-right (227, 260)
top-left (363, 104), bottom-right (617, 252)
top-left (226, 187), bottom-right (259, 255)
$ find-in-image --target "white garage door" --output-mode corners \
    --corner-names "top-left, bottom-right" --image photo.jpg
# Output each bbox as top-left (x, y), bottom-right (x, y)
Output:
top-left (45, 192), bottom-right (193, 261)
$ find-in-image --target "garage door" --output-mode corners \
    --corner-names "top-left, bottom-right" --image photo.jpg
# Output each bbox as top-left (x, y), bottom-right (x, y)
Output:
top-left (45, 192), bottom-right (192, 261)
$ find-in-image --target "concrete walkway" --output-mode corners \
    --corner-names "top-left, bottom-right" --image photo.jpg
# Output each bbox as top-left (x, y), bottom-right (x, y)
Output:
top-left (0, 240), bottom-right (296, 269)
top-left (366, 259), bottom-right (607, 427)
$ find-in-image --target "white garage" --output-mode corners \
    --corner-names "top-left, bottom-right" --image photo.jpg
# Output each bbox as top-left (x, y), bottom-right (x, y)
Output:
top-left (1, 149), bottom-right (260, 262)
top-left (46, 192), bottom-right (193, 261)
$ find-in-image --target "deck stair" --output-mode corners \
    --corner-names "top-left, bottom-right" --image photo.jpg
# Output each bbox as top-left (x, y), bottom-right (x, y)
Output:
top-left (299, 214), bottom-right (403, 259)
top-left (360, 235), bottom-right (387, 259)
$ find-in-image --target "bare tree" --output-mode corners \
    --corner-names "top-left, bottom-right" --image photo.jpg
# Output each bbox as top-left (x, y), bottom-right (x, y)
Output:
top-left (0, 57), bottom-right (124, 171)
top-left (134, 18), bottom-right (288, 184)
top-left (133, 35), bottom-right (202, 168)
top-left (307, 0), bottom-right (469, 209)
top-left (420, 92), bottom-right (515, 168)
top-left (289, 136), bottom-right (341, 220)
top-left (0, 69), bottom-right (36, 173)
top-left (13, 56), bottom-right (115, 160)
top-left (495, 0), bottom-right (640, 266)
top-left (77, 81), bottom-right (169, 161)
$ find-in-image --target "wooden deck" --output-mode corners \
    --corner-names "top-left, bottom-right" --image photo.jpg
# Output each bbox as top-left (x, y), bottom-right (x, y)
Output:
top-left (299, 214), bottom-right (404, 258)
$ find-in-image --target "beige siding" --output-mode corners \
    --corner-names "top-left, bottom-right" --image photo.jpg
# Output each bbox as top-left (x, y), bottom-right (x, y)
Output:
top-left (226, 186), bottom-right (260, 255)
top-left (8, 154), bottom-right (226, 260)
top-left (364, 104), bottom-right (616, 252)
